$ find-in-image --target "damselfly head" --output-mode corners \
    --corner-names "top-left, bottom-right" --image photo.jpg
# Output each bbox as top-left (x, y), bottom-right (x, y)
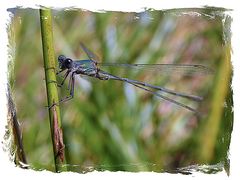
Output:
top-left (58, 55), bottom-right (73, 70)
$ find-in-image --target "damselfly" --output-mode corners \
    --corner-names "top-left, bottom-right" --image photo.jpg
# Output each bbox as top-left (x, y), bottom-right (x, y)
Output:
top-left (55, 43), bottom-right (213, 114)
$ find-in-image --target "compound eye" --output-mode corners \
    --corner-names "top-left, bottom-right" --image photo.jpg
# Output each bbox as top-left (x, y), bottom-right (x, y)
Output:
top-left (65, 58), bottom-right (73, 68)
top-left (65, 58), bottom-right (72, 64)
top-left (58, 55), bottom-right (66, 62)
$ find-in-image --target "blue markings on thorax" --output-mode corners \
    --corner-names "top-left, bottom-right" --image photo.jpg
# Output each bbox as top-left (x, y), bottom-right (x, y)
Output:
top-left (74, 59), bottom-right (98, 75)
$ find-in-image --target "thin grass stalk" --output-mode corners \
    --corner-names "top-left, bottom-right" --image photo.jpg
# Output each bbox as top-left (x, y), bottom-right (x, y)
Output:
top-left (198, 45), bottom-right (232, 163)
top-left (39, 9), bottom-right (67, 172)
top-left (7, 84), bottom-right (27, 167)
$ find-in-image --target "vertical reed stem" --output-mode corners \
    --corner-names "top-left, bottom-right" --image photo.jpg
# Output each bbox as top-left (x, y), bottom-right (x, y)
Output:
top-left (40, 9), bottom-right (67, 172)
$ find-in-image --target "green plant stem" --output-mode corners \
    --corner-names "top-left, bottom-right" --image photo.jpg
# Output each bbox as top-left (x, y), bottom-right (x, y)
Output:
top-left (198, 45), bottom-right (232, 163)
top-left (40, 9), bottom-right (67, 172)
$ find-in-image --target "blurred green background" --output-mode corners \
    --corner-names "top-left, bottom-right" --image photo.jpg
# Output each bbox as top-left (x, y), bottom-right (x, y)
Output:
top-left (8, 8), bottom-right (232, 173)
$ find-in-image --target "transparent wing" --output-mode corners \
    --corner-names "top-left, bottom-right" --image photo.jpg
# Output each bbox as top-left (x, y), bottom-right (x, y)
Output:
top-left (80, 43), bottom-right (214, 75)
top-left (98, 63), bottom-right (214, 75)
top-left (80, 42), bottom-right (100, 61)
